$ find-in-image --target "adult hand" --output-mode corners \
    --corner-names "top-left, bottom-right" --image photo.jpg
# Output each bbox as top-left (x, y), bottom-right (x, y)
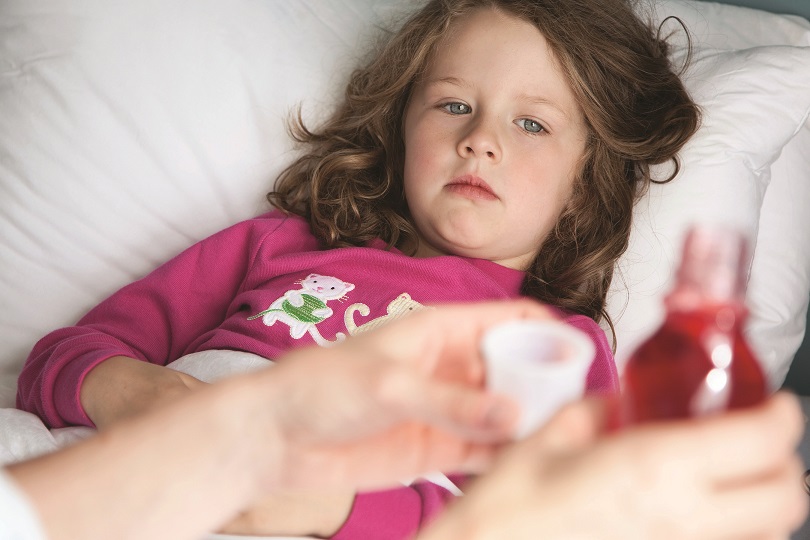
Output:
top-left (421, 392), bottom-right (809, 540)
top-left (217, 298), bottom-right (555, 537)
top-left (248, 299), bottom-right (554, 494)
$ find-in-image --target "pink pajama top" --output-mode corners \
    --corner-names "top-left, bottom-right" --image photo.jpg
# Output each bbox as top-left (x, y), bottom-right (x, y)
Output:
top-left (17, 210), bottom-right (618, 539)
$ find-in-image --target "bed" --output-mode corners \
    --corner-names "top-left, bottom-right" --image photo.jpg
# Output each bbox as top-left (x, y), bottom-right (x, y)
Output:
top-left (1, 0), bottom-right (809, 538)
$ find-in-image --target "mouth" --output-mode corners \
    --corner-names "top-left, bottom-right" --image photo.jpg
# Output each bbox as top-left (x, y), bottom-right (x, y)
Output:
top-left (445, 175), bottom-right (498, 201)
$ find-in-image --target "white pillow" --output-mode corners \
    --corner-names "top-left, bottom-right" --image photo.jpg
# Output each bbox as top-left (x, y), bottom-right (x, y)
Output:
top-left (747, 119), bottom-right (810, 387)
top-left (609, 0), bottom-right (810, 389)
top-left (1, 0), bottom-right (809, 395)
top-left (606, 42), bottom-right (810, 385)
top-left (0, 0), bottom-right (404, 381)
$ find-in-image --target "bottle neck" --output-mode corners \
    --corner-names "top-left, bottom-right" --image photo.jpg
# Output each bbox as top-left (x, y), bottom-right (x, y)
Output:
top-left (667, 225), bottom-right (750, 315)
top-left (664, 287), bottom-right (748, 316)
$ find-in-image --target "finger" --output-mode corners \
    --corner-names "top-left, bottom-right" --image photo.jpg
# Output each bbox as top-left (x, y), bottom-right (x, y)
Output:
top-left (418, 298), bottom-right (556, 330)
top-left (346, 437), bottom-right (501, 491)
top-left (703, 393), bottom-right (804, 484)
top-left (691, 457), bottom-right (808, 540)
top-left (416, 323), bottom-right (486, 386)
top-left (376, 298), bottom-right (556, 361)
top-left (432, 298), bottom-right (558, 348)
top-left (410, 299), bottom-right (559, 383)
top-left (376, 366), bottom-right (521, 441)
top-left (407, 434), bottom-right (504, 476)
top-left (642, 393), bottom-right (803, 485)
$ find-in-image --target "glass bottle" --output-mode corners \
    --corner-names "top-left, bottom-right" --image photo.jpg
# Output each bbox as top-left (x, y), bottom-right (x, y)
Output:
top-left (620, 224), bottom-right (767, 425)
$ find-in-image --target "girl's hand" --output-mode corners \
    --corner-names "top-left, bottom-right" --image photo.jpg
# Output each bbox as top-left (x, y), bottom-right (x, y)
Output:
top-left (217, 491), bottom-right (355, 538)
top-left (80, 355), bottom-right (206, 429)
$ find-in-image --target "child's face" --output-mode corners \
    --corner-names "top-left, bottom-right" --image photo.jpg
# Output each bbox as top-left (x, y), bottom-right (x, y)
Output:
top-left (403, 8), bottom-right (588, 270)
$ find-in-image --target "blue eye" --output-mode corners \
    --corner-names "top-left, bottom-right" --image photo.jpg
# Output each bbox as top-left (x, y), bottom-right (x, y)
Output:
top-left (443, 102), bottom-right (471, 115)
top-left (518, 119), bottom-right (544, 134)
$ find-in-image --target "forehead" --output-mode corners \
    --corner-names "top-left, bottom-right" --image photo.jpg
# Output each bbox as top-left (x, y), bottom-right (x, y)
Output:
top-left (433, 8), bottom-right (551, 62)
top-left (423, 8), bottom-right (577, 106)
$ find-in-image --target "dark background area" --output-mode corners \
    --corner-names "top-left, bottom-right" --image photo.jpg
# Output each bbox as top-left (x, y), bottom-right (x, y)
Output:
top-left (781, 298), bottom-right (810, 395)
top-left (725, 0), bottom-right (810, 18)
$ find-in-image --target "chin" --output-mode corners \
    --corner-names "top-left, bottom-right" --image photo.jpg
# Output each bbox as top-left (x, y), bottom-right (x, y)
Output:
top-left (441, 242), bottom-right (494, 260)
top-left (433, 225), bottom-right (488, 251)
top-left (420, 220), bottom-right (502, 259)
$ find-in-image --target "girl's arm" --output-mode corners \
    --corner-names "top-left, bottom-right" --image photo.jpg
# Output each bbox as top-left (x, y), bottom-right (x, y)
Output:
top-left (79, 355), bottom-right (207, 428)
top-left (16, 216), bottom-right (281, 428)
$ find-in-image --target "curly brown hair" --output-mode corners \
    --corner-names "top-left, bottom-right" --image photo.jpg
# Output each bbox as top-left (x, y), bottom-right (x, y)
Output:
top-left (268, 0), bottom-right (700, 346)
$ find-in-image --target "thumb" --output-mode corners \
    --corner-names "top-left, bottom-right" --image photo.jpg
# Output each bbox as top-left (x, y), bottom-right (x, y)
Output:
top-left (520, 397), bottom-right (606, 455)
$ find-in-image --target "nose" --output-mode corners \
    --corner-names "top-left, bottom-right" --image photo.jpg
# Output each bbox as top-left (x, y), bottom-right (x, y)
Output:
top-left (457, 116), bottom-right (501, 162)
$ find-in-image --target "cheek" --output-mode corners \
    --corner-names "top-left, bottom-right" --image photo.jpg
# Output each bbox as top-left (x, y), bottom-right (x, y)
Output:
top-left (547, 175), bottom-right (577, 227)
top-left (513, 170), bottom-right (576, 235)
top-left (558, 171), bottom-right (579, 206)
top-left (546, 144), bottom-right (585, 205)
top-left (405, 112), bottom-right (452, 160)
top-left (404, 131), bottom-right (441, 180)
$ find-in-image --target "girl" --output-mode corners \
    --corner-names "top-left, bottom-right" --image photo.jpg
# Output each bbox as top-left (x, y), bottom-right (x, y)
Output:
top-left (17, 0), bottom-right (699, 537)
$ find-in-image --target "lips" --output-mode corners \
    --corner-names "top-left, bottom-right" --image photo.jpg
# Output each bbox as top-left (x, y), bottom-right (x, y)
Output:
top-left (445, 175), bottom-right (498, 201)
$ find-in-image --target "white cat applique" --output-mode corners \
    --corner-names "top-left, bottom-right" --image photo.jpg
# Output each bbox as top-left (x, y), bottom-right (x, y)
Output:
top-left (248, 273), bottom-right (354, 346)
top-left (344, 293), bottom-right (428, 336)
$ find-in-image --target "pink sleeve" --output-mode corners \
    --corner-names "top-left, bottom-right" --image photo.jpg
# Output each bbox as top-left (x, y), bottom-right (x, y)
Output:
top-left (331, 477), bottom-right (465, 540)
top-left (16, 217), bottom-right (280, 428)
top-left (563, 313), bottom-right (619, 395)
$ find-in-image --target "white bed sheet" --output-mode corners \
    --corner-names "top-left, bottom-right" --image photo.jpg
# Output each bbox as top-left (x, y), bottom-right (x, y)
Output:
top-left (0, 351), bottom-right (269, 467)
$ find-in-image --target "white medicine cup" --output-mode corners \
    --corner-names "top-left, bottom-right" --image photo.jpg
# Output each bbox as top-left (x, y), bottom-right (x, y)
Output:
top-left (481, 319), bottom-right (596, 439)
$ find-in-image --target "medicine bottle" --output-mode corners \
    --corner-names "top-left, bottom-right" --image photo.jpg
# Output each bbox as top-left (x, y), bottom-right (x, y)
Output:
top-left (621, 225), bottom-right (766, 424)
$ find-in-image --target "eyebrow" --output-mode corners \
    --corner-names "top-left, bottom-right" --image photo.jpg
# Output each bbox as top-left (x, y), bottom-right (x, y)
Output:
top-left (424, 77), bottom-right (570, 120)
top-left (423, 76), bottom-right (469, 90)
top-left (517, 93), bottom-right (570, 119)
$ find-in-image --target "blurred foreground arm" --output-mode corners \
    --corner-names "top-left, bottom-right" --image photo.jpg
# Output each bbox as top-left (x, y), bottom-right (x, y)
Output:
top-left (6, 299), bottom-right (549, 540)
